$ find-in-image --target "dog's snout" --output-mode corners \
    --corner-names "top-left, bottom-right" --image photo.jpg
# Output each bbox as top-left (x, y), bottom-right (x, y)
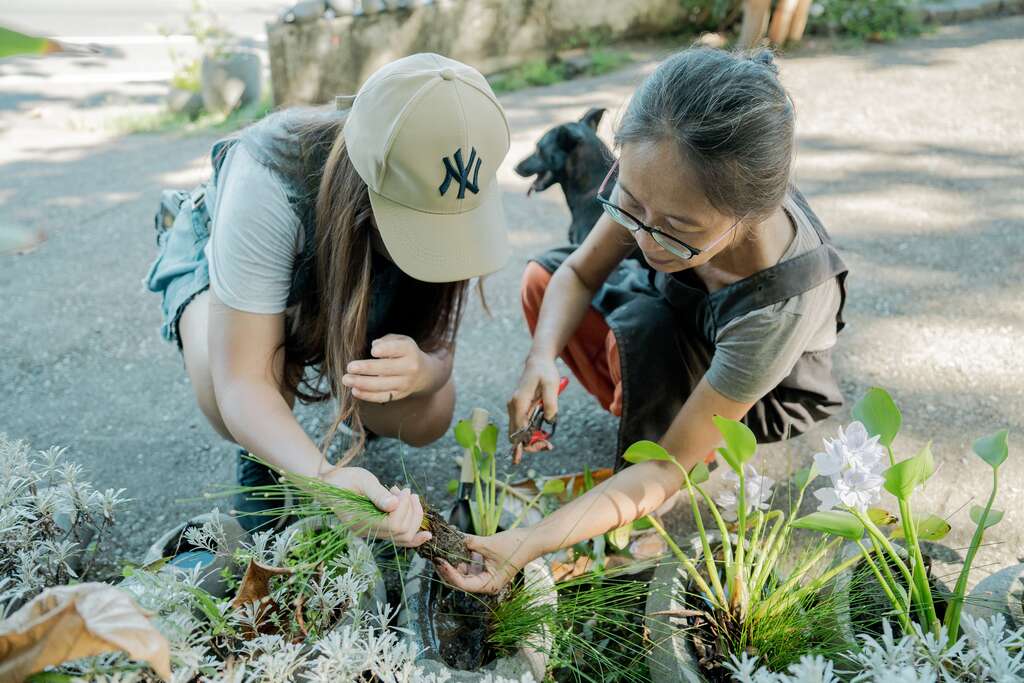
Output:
top-left (514, 153), bottom-right (546, 177)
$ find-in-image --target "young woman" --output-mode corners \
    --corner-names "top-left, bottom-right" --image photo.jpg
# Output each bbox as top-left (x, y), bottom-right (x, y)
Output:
top-left (145, 53), bottom-right (512, 541)
top-left (438, 48), bottom-right (848, 593)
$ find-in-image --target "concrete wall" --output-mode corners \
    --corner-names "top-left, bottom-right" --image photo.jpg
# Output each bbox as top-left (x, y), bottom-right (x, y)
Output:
top-left (267, 0), bottom-right (691, 106)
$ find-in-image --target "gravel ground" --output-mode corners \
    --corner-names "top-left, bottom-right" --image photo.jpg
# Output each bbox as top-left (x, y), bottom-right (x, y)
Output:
top-left (1, 18), bottom-right (1021, 584)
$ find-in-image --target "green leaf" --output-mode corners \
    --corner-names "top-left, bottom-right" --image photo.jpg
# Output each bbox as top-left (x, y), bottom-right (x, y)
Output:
top-left (634, 515), bottom-right (654, 531)
top-left (867, 507), bottom-right (898, 526)
top-left (970, 505), bottom-right (1004, 529)
top-left (583, 466), bottom-right (595, 492)
top-left (623, 440), bottom-right (674, 465)
top-left (713, 416), bottom-right (757, 472)
top-left (607, 522), bottom-right (632, 551)
top-left (892, 514), bottom-right (950, 541)
top-left (973, 430), bottom-right (1009, 469)
top-left (852, 388), bottom-right (901, 447)
top-left (541, 478), bottom-right (566, 495)
top-left (454, 419), bottom-right (476, 448)
top-left (792, 510), bottom-right (865, 540)
top-left (883, 443), bottom-right (934, 500)
top-left (689, 462), bottom-right (710, 486)
top-left (479, 423), bottom-right (499, 456)
top-left (794, 466), bottom-right (815, 492)
top-left (446, 478), bottom-right (458, 495)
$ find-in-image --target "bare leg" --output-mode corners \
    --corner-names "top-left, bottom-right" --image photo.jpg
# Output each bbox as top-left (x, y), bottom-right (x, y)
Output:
top-left (739, 0), bottom-right (772, 48)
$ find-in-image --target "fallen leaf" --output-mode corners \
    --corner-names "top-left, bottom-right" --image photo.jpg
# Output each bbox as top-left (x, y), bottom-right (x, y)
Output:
top-left (231, 559), bottom-right (294, 609)
top-left (0, 583), bottom-right (171, 681)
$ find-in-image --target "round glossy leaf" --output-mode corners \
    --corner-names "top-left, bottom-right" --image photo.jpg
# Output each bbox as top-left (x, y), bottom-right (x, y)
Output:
top-left (689, 462), bottom-right (711, 486)
top-left (883, 443), bottom-right (934, 500)
top-left (972, 430), bottom-right (1009, 469)
top-left (541, 478), bottom-right (566, 495)
top-left (852, 388), bottom-right (902, 447)
top-left (794, 465), bottom-right (817, 492)
top-left (623, 440), bottom-right (673, 465)
top-left (891, 514), bottom-right (950, 541)
top-left (479, 424), bottom-right (499, 456)
top-left (712, 416), bottom-right (757, 472)
top-left (792, 510), bottom-right (865, 540)
top-left (446, 479), bottom-right (458, 495)
top-left (867, 507), bottom-right (898, 526)
top-left (454, 420), bottom-right (476, 449)
top-left (970, 505), bottom-right (1004, 529)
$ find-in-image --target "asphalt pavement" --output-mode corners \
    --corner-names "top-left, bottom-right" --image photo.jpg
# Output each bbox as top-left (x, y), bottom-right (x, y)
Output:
top-left (0, 12), bottom-right (1021, 584)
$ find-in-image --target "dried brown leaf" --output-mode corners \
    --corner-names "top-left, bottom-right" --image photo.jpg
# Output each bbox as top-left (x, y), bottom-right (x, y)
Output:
top-left (231, 558), bottom-right (294, 609)
top-left (0, 582), bottom-right (171, 681)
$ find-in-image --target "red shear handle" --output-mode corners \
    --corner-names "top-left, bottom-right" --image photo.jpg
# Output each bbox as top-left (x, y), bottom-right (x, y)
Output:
top-left (527, 376), bottom-right (570, 446)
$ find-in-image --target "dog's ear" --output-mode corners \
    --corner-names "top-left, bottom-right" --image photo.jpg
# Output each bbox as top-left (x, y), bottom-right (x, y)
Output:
top-left (556, 125), bottom-right (584, 151)
top-left (579, 107), bottom-right (607, 131)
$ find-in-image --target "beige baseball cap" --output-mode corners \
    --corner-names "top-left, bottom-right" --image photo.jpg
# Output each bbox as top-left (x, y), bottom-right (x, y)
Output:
top-left (343, 53), bottom-right (510, 283)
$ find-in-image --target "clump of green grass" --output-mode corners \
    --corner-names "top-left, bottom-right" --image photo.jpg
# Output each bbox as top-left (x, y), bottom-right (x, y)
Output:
top-left (488, 567), bottom-right (654, 682)
top-left (489, 48), bottom-right (632, 94)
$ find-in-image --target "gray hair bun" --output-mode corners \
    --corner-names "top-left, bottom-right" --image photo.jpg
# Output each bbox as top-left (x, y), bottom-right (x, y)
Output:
top-left (749, 49), bottom-right (780, 75)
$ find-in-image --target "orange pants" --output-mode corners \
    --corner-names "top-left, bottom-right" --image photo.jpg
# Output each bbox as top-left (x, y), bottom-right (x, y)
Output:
top-left (521, 262), bottom-right (623, 417)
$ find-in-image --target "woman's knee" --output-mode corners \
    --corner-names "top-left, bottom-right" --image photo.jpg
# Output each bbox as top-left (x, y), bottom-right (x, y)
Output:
top-left (520, 262), bottom-right (553, 331)
top-left (179, 291), bottom-right (233, 441)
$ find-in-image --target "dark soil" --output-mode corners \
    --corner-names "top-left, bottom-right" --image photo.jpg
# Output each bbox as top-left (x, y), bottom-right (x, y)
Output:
top-left (430, 578), bottom-right (500, 670)
top-left (416, 507), bottom-right (470, 567)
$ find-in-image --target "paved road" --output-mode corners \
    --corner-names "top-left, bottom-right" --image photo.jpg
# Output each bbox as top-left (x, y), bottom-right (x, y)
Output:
top-left (1, 16), bottom-right (1021, 583)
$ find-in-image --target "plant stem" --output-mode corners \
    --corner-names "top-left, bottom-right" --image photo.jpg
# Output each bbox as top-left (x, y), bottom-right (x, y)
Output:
top-left (691, 480), bottom-right (734, 569)
top-left (944, 467), bottom-right (999, 637)
top-left (647, 514), bottom-right (720, 609)
top-left (745, 510), bottom-right (765, 576)
top-left (869, 531), bottom-right (909, 616)
top-left (889, 445), bottom-right (939, 635)
top-left (857, 539), bottom-right (913, 634)
top-left (856, 510), bottom-right (916, 594)
top-left (754, 542), bottom-right (865, 621)
top-left (749, 511), bottom-right (786, 596)
top-left (680, 470), bottom-right (728, 609)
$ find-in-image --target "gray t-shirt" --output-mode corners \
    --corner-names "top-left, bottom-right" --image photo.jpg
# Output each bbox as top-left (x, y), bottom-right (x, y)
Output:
top-left (205, 144), bottom-right (304, 314)
top-left (704, 195), bottom-right (842, 403)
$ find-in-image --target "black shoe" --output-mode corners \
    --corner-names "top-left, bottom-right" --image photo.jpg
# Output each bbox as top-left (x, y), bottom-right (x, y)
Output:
top-left (232, 450), bottom-right (294, 534)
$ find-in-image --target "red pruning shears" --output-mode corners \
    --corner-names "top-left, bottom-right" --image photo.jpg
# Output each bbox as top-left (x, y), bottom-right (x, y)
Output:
top-left (509, 376), bottom-right (569, 464)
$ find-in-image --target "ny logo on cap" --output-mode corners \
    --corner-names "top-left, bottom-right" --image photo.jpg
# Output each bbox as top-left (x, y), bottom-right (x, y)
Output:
top-left (439, 147), bottom-right (482, 199)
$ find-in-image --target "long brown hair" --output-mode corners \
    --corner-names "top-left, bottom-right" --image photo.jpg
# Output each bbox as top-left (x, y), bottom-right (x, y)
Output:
top-left (242, 107), bottom-right (470, 466)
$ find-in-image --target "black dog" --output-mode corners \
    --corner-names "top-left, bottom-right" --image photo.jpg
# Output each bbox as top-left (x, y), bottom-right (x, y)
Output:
top-left (514, 107), bottom-right (612, 246)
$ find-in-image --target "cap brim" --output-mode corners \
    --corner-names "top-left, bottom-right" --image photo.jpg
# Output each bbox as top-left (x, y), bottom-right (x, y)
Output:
top-left (367, 182), bottom-right (509, 283)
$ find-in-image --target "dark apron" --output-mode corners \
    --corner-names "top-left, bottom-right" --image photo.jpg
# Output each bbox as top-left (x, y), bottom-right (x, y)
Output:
top-left (534, 188), bottom-right (849, 465)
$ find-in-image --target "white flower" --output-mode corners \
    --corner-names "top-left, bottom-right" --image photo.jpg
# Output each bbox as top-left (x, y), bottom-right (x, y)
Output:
top-left (812, 421), bottom-right (887, 513)
top-left (715, 464), bottom-right (775, 523)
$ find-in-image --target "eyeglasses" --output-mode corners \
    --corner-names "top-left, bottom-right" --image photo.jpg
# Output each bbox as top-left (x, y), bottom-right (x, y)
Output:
top-left (596, 160), bottom-right (743, 261)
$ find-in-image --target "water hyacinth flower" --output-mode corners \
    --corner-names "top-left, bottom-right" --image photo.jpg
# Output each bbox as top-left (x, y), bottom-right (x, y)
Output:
top-left (812, 421), bottom-right (886, 513)
top-left (716, 464), bottom-right (776, 523)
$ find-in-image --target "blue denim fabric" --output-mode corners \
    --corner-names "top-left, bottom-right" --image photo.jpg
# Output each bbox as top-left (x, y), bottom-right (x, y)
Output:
top-left (144, 186), bottom-right (212, 348)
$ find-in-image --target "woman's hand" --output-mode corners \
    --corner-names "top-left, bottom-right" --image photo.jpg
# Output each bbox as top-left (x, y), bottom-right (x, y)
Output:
top-left (508, 355), bottom-right (562, 461)
top-left (321, 466), bottom-right (431, 548)
top-left (434, 527), bottom-right (537, 595)
top-left (342, 334), bottom-right (443, 404)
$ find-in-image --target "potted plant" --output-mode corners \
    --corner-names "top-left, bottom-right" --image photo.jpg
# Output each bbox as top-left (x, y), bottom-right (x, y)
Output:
top-left (637, 418), bottom-right (866, 681)
top-left (791, 388), bottom-right (1011, 641)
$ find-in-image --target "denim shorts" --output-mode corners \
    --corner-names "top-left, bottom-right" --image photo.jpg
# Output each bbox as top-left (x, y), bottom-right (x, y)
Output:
top-left (144, 185), bottom-right (212, 349)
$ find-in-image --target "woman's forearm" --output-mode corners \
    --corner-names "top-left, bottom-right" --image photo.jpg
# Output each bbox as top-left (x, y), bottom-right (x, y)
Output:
top-left (216, 378), bottom-right (327, 479)
top-left (527, 460), bottom-right (684, 556)
top-left (530, 264), bottom-right (595, 359)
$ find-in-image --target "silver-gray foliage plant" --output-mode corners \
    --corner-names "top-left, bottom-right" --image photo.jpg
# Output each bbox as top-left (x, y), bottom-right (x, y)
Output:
top-left (726, 614), bottom-right (1024, 682)
top-left (0, 433), bottom-right (129, 617)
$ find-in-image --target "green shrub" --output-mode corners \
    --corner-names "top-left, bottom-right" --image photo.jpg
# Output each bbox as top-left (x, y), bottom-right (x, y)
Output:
top-left (809, 0), bottom-right (923, 41)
